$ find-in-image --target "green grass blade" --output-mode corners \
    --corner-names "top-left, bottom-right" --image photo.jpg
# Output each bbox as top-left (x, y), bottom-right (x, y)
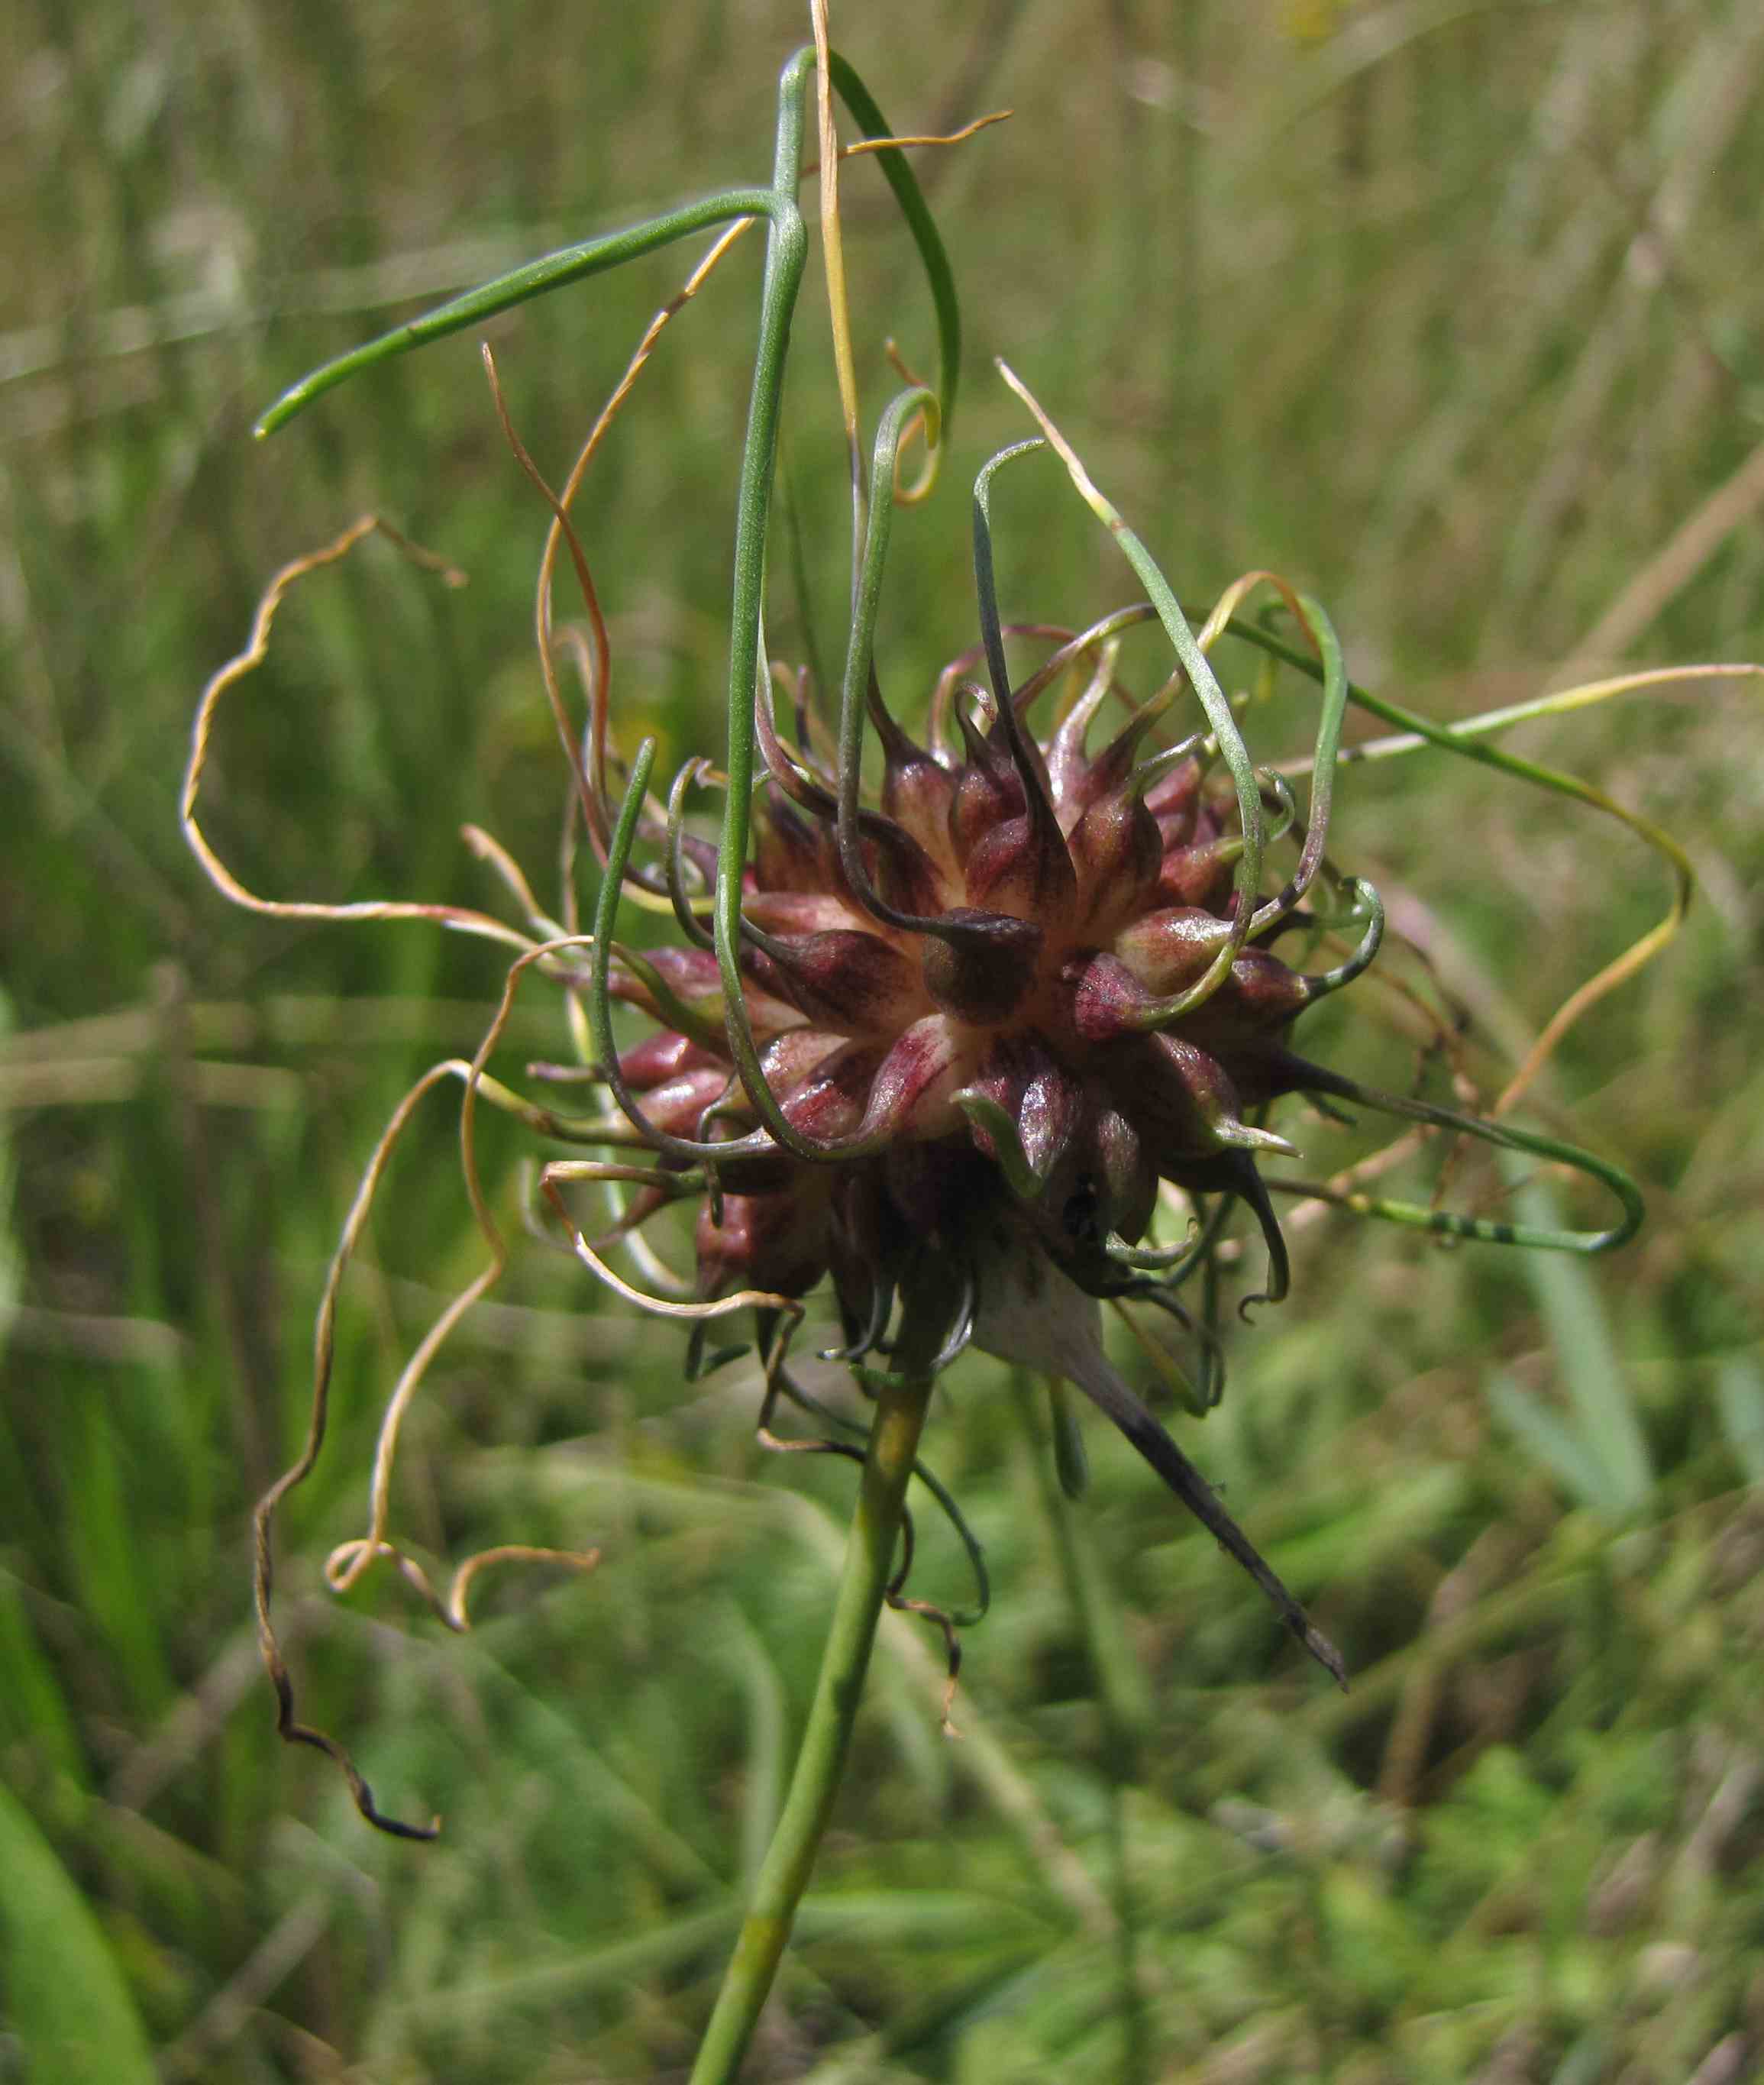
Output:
top-left (1715, 1357), bottom-right (1764, 1486)
top-left (0, 1782), bottom-right (157, 2085)
top-left (1506, 1165), bottom-right (1653, 1514)
top-left (1487, 1369), bottom-right (1627, 1517)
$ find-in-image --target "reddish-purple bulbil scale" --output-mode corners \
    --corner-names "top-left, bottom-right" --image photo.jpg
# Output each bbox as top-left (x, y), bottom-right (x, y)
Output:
top-left (609, 671), bottom-right (1323, 1347)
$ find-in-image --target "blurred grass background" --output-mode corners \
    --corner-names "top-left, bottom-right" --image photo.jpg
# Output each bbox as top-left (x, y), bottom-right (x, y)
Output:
top-left (2, 1), bottom-right (1762, 2080)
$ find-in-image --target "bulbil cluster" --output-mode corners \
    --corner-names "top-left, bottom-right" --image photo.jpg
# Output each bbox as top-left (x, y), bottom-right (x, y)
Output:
top-left (194, 36), bottom-right (1654, 1851)
top-left (610, 638), bottom-right (1349, 1355)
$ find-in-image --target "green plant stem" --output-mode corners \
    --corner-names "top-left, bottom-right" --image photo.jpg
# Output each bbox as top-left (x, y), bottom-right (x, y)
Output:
top-left (1013, 1373), bottom-right (1152, 2085)
top-left (1013, 1376), bottom-right (1153, 1762)
top-left (689, 1361), bottom-right (937, 2084)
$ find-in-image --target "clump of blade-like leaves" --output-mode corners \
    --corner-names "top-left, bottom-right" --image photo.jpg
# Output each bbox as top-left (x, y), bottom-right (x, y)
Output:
top-left (188, 32), bottom-right (1758, 1842)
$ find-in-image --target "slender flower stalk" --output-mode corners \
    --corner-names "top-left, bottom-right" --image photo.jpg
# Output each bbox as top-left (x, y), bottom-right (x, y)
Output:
top-left (690, 1328), bottom-right (944, 2085)
top-left (182, 8), bottom-right (1759, 2074)
top-left (1012, 1369), bottom-right (1154, 2083)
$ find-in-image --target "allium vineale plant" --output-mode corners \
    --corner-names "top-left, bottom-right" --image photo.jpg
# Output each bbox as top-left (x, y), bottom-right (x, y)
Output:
top-left (182, 15), bottom-right (1743, 2079)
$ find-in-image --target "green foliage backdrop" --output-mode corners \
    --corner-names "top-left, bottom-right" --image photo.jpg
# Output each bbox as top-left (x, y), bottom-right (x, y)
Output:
top-left (2, 2), bottom-right (1762, 2080)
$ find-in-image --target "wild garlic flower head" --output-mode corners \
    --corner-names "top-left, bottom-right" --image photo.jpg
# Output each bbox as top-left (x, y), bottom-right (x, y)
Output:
top-left (190, 40), bottom-right (1661, 1839)
top-left (609, 606), bottom-right (1372, 1363)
